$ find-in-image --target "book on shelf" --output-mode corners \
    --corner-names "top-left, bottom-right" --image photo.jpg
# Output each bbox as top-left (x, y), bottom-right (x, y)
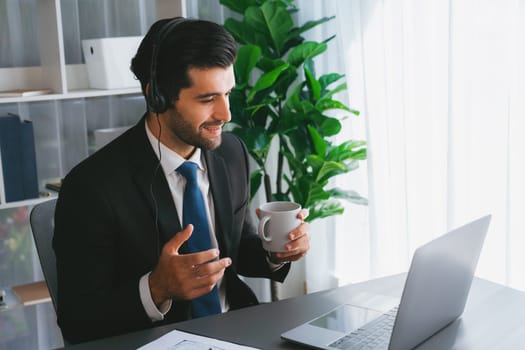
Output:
top-left (0, 148), bottom-right (4, 204)
top-left (20, 120), bottom-right (40, 199)
top-left (0, 113), bottom-right (40, 203)
top-left (0, 88), bottom-right (52, 98)
top-left (12, 281), bottom-right (51, 306)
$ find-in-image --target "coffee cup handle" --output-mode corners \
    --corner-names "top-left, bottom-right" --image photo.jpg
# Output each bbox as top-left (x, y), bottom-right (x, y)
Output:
top-left (258, 216), bottom-right (272, 242)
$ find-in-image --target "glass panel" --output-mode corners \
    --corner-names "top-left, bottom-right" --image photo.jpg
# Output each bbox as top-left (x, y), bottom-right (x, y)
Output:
top-left (84, 95), bottom-right (143, 154)
top-left (85, 96), bottom-right (112, 131)
top-left (62, 0), bottom-right (157, 64)
top-left (27, 101), bottom-right (61, 184)
top-left (0, 206), bottom-right (34, 287)
top-left (59, 99), bottom-right (88, 174)
top-left (60, 0), bottom-right (82, 65)
top-left (112, 94), bottom-right (145, 126)
top-left (186, 0), bottom-right (225, 22)
top-left (0, 0), bottom-right (40, 68)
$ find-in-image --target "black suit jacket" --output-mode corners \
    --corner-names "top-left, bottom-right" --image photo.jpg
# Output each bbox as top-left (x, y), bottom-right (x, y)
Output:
top-left (53, 116), bottom-right (290, 343)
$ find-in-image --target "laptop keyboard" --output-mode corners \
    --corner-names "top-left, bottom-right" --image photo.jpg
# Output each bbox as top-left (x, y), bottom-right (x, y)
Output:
top-left (328, 306), bottom-right (398, 350)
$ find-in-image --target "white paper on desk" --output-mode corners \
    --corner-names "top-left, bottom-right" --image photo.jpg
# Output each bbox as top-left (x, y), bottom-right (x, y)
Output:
top-left (137, 329), bottom-right (260, 350)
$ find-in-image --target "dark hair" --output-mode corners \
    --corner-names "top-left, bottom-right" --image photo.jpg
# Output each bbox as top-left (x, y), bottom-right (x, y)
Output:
top-left (130, 17), bottom-right (237, 111)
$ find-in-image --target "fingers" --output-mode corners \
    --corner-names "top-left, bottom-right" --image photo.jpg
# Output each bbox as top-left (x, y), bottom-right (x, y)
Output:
top-left (268, 222), bottom-right (310, 264)
top-left (184, 248), bottom-right (221, 266)
top-left (288, 220), bottom-right (309, 242)
top-left (153, 254), bottom-right (231, 303)
top-left (192, 257), bottom-right (232, 278)
top-left (297, 208), bottom-right (310, 221)
top-left (182, 257), bottom-right (232, 300)
top-left (272, 250), bottom-right (307, 263)
top-left (152, 224), bottom-right (235, 303)
top-left (162, 224), bottom-right (194, 255)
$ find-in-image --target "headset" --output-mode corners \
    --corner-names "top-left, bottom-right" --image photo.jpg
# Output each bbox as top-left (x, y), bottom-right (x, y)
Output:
top-left (147, 17), bottom-right (186, 114)
top-left (148, 18), bottom-right (187, 256)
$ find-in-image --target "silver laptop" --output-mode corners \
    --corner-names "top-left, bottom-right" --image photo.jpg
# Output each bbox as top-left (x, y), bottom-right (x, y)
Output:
top-left (281, 215), bottom-right (491, 350)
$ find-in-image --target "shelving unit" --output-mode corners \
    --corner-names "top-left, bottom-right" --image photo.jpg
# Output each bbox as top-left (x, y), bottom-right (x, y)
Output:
top-left (0, 0), bottom-right (186, 210)
top-left (0, 1), bottom-right (186, 347)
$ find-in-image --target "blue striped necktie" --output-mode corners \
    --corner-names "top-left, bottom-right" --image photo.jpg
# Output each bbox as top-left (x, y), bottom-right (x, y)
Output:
top-left (176, 161), bottom-right (221, 317)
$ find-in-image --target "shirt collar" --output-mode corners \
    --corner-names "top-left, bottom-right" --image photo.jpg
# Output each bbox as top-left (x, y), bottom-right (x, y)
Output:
top-left (145, 120), bottom-right (204, 174)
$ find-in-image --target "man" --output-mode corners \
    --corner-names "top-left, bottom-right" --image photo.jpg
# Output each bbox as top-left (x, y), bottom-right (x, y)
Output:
top-left (53, 17), bottom-right (310, 344)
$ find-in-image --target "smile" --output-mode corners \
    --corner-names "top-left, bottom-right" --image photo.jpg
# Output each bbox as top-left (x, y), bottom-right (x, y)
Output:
top-left (202, 124), bottom-right (223, 135)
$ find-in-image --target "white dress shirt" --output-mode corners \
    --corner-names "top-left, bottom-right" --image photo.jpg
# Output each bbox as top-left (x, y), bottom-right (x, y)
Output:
top-left (139, 122), bottom-right (283, 322)
top-left (139, 122), bottom-right (227, 321)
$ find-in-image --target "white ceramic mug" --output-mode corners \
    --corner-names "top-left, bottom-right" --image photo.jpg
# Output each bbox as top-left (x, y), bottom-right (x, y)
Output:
top-left (258, 201), bottom-right (302, 252)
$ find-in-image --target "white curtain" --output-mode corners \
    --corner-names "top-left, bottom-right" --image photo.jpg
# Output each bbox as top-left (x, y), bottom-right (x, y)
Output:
top-left (335, 0), bottom-right (525, 292)
top-left (187, 0), bottom-right (525, 295)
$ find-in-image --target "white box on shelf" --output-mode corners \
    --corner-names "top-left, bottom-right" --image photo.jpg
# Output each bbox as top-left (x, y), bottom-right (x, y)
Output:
top-left (82, 36), bottom-right (143, 90)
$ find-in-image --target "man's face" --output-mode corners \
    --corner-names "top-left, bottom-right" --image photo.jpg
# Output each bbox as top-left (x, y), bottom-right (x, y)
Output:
top-left (163, 65), bottom-right (235, 157)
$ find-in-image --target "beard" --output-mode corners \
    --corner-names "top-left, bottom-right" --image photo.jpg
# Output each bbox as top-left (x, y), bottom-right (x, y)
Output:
top-left (165, 109), bottom-right (223, 151)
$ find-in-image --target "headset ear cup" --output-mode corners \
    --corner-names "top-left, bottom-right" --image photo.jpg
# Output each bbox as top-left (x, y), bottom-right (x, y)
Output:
top-left (148, 79), bottom-right (167, 114)
top-left (148, 18), bottom-right (185, 114)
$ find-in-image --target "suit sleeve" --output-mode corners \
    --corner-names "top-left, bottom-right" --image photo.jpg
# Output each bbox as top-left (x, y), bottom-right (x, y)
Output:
top-left (53, 169), bottom-right (152, 343)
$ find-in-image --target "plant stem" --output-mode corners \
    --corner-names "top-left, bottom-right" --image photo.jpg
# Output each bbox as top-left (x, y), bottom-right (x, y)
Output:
top-left (276, 139), bottom-right (284, 196)
top-left (276, 100), bottom-right (284, 197)
top-left (264, 173), bottom-right (272, 202)
top-left (263, 172), bottom-right (279, 301)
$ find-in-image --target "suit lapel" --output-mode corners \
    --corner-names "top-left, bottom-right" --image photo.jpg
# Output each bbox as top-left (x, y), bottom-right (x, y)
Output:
top-left (129, 116), bottom-right (183, 248)
top-left (204, 150), bottom-right (233, 256)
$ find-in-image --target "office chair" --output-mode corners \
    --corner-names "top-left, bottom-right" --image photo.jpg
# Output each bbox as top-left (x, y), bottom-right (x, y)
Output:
top-left (29, 198), bottom-right (58, 312)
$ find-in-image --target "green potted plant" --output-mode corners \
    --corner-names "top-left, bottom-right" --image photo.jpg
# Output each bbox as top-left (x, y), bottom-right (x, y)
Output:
top-left (219, 0), bottom-right (367, 222)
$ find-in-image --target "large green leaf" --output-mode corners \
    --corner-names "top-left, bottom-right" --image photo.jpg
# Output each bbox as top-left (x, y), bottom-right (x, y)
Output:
top-left (316, 99), bottom-right (351, 112)
top-left (319, 73), bottom-right (345, 90)
top-left (287, 16), bottom-right (335, 40)
top-left (319, 117), bottom-right (342, 136)
top-left (319, 82), bottom-right (347, 101)
top-left (347, 148), bottom-right (367, 160)
top-left (288, 41), bottom-right (327, 67)
top-left (282, 36), bottom-right (305, 56)
top-left (232, 126), bottom-right (274, 163)
top-left (235, 45), bottom-right (261, 85)
top-left (298, 99), bottom-right (316, 115)
top-left (250, 170), bottom-right (264, 199)
top-left (326, 140), bottom-right (367, 161)
top-left (220, 0), bottom-right (258, 14)
top-left (302, 181), bottom-right (330, 208)
top-left (305, 154), bottom-right (325, 173)
top-left (285, 129), bottom-right (312, 161)
top-left (304, 64), bottom-right (321, 102)
top-left (244, 1), bottom-right (293, 56)
top-left (315, 160), bottom-right (348, 183)
top-left (308, 200), bottom-right (344, 221)
top-left (327, 141), bottom-right (367, 161)
top-left (247, 63), bottom-right (290, 102)
top-left (257, 57), bottom-right (286, 73)
top-left (307, 125), bottom-right (326, 156)
top-left (229, 89), bottom-right (249, 127)
top-left (327, 188), bottom-right (369, 205)
top-left (272, 68), bottom-right (298, 99)
top-left (224, 18), bottom-right (249, 45)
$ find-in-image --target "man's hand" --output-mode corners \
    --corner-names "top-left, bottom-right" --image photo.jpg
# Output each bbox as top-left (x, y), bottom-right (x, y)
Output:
top-left (257, 208), bottom-right (311, 264)
top-left (148, 224), bottom-right (232, 307)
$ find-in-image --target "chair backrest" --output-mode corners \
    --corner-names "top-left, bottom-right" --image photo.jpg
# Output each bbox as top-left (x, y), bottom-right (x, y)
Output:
top-left (30, 198), bottom-right (58, 312)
